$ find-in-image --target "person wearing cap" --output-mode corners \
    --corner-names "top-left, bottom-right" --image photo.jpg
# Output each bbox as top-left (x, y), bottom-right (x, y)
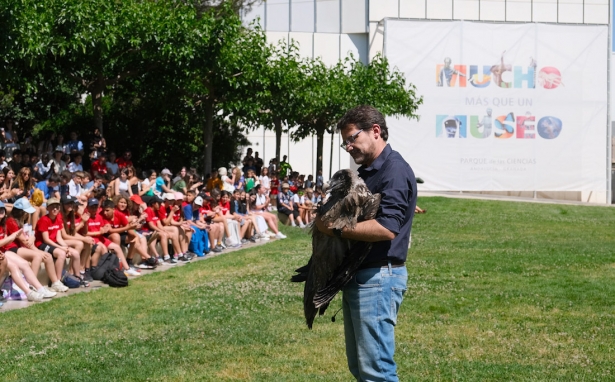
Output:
top-left (59, 194), bottom-right (98, 282)
top-left (277, 182), bottom-right (305, 228)
top-left (5, 198), bottom-right (69, 292)
top-left (158, 193), bottom-right (192, 261)
top-left (142, 195), bottom-right (178, 264)
top-left (181, 190), bottom-right (215, 254)
top-left (155, 169), bottom-right (174, 196)
top-left (34, 197), bottom-right (88, 286)
top-left (0, 201), bottom-right (58, 301)
top-left (84, 197), bottom-right (136, 275)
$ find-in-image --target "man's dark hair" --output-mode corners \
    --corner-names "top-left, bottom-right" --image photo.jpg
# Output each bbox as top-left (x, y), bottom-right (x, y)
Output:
top-left (336, 105), bottom-right (389, 141)
top-left (103, 200), bottom-right (115, 209)
top-left (48, 174), bottom-right (61, 184)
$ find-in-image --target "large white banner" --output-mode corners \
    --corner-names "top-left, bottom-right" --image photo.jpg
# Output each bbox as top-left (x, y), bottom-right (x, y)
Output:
top-left (384, 20), bottom-right (608, 191)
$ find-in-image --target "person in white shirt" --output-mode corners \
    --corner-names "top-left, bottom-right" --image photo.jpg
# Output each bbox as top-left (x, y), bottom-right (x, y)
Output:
top-left (51, 147), bottom-right (66, 174)
top-left (35, 153), bottom-right (53, 178)
top-left (0, 150), bottom-right (7, 171)
top-left (68, 171), bottom-right (85, 197)
top-left (258, 167), bottom-right (271, 195)
top-left (67, 154), bottom-right (84, 173)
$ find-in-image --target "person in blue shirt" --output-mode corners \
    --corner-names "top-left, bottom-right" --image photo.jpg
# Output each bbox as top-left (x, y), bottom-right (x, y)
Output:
top-left (155, 168), bottom-right (173, 195)
top-left (35, 173), bottom-right (61, 201)
top-left (316, 105), bottom-right (417, 382)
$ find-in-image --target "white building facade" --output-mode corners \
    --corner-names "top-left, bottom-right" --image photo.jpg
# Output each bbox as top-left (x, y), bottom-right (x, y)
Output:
top-left (241, 0), bottom-right (611, 203)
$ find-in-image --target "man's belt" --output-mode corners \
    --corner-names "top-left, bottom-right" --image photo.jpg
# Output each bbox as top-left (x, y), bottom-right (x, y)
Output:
top-left (357, 259), bottom-right (405, 270)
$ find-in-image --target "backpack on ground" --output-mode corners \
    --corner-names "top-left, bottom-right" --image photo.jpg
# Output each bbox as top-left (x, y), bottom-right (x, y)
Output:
top-left (91, 252), bottom-right (119, 281)
top-left (102, 268), bottom-right (128, 288)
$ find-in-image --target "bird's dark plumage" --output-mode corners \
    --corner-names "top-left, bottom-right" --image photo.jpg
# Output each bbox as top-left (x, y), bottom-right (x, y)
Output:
top-left (292, 169), bottom-right (380, 329)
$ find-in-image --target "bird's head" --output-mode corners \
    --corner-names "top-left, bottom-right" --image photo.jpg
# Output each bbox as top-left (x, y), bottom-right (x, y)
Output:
top-left (326, 169), bottom-right (356, 197)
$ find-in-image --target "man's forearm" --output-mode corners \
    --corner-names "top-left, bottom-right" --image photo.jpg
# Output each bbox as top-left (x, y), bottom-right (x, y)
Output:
top-left (316, 217), bottom-right (395, 242)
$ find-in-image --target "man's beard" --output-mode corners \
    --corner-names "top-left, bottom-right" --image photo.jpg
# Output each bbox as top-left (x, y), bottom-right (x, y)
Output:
top-left (350, 150), bottom-right (367, 165)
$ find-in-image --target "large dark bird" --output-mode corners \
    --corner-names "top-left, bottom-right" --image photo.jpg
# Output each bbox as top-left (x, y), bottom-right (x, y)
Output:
top-left (292, 169), bottom-right (380, 329)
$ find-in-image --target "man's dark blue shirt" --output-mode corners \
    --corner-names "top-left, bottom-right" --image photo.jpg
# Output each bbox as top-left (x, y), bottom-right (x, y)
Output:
top-left (357, 144), bottom-right (417, 264)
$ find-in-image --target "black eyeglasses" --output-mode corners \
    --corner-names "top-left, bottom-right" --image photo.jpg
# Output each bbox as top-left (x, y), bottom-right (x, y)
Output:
top-left (340, 129), bottom-right (364, 149)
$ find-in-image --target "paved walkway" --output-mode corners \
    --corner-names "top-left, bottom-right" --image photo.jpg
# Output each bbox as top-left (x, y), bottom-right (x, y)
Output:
top-left (0, 237), bottom-right (279, 313)
top-left (420, 191), bottom-right (614, 207)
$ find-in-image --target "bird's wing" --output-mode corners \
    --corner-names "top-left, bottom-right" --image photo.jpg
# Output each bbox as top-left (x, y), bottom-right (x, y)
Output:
top-left (304, 230), bottom-right (349, 329)
top-left (313, 241), bottom-right (373, 308)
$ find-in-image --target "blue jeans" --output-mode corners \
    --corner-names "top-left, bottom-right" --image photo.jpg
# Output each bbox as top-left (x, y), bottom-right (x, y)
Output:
top-left (342, 264), bottom-right (408, 382)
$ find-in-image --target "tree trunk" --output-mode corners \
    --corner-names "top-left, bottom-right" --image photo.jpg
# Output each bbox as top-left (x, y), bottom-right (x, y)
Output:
top-left (329, 128), bottom-right (334, 179)
top-left (274, 116), bottom-right (282, 164)
top-left (92, 73), bottom-right (105, 135)
top-left (315, 123), bottom-right (325, 178)
top-left (203, 98), bottom-right (214, 176)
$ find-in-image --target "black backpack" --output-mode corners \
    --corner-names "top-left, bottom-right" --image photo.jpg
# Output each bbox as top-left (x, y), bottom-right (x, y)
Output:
top-left (102, 268), bottom-right (129, 288)
top-left (91, 252), bottom-right (119, 281)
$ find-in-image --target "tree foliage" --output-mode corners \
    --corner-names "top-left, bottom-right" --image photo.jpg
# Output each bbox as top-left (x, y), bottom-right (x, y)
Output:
top-left (1, 0), bottom-right (421, 177)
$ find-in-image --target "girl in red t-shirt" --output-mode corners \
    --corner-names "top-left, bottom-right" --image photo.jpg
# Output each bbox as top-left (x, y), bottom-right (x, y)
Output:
top-left (35, 198), bottom-right (86, 286)
top-left (60, 195), bottom-right (98, 281)
top-left (0, 202), bottom-right (58, 300)
top-left (104, 197), bottom-right (156, 270)
top-left (7, 199), bottom-right (69, 292)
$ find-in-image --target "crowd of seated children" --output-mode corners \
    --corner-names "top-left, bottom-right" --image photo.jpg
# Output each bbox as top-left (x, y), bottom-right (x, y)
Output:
top-left (0, 132), bottom-right (339, 305)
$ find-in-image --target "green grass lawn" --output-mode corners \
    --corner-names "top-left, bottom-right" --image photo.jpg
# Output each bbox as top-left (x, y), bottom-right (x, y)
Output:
top-left (1, 197), bottom-right (615, 381)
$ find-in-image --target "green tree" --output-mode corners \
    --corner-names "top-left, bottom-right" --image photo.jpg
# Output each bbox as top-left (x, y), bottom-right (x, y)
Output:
top-left (291, 58), bottom-right (350, 178)
top-left (247, 41), bottom-right (307, 163)
top-left (4, 0), bottom-right (201, 135)
top-left (175, 6), bottom-right (270, 174)
top-left (292, 54), bottom-right (423, 177)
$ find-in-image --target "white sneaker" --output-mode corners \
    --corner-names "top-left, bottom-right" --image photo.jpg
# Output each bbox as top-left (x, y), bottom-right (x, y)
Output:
top-left (259, 234), bottom-right (270, 241)
top-left (50, 281), bottom-right (69, 293)
top-left (275, 232), bottom-right (287, 239)
top-left (38, 287), bottom-right (57, 299)
top-left (125, 268), bottom-right (140, 276)
top-left (299, 223), bottom-right (306, 228)
top-left (291, 222), bottom-right (297, 227)
top-left (27, 290), bottom-right (44, 302)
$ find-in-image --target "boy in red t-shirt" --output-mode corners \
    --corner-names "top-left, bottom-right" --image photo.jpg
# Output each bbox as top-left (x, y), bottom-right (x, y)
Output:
top-left (35, 198), bottom-right (86, 286)
top-left (83, 198), bottom-right (134, 275)
top-left (143, 195), bottom-right (178, 264)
